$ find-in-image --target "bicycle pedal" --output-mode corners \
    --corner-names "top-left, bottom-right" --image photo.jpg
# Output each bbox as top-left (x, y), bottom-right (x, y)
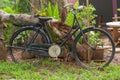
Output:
top-left (53, 57), bottom-right (58, 61)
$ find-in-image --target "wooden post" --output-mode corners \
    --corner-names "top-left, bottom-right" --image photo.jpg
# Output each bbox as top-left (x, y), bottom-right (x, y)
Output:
top-left (112, 14), bottom-right (120, 42)
top-left (86, 0), bottom-right (90, 26)
top-left (112, 0), bottom-right (118, 16)
top-left (112, 0), bottom-right (119, 42)
top-left (86, 0), bottom-right (91, 63)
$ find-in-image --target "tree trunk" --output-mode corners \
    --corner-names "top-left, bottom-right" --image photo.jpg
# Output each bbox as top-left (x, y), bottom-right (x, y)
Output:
top-left (0, 22), bottom-right (5, 60)
top-left (30, 0), bottom-right (41, 15)
top-left (0, 10), bottom-right (39, 25)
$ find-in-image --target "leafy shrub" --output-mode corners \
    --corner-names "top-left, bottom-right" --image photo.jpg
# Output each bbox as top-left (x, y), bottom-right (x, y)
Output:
top-left (47, 2), bottom-right (60, 19)
top-left (0, 0), bottom-right (16, 13)
top-left (65, 2), bottom-right (97, 28)
top-left (3, 7), bottom-right (15, 14)
top-left (0, 0), bottom-right (14, 9)
top-left (3, 23), bottom-right (14, 45)
top-left (14, 0), bottom-right (30, 13)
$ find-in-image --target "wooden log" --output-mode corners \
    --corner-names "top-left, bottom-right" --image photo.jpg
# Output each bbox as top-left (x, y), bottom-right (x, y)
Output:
top-left (0, 10), bottom-right (39, 26)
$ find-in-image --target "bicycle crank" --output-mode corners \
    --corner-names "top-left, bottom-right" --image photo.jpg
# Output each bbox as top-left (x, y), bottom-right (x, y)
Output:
top-left (48, 45), bottom-right (61, 58)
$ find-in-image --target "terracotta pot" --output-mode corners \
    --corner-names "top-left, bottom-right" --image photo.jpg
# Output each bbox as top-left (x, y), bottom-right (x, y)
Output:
top-left (77, 43), bottom-right (94, 63)
top-left (92, 48), bottom-right (104, 60)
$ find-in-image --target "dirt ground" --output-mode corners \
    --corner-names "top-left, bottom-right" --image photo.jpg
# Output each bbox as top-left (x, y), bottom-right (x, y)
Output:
top-left (5, 47), bottom-right (120, 67)
top-left (110, 47), bottom-right (120, 66)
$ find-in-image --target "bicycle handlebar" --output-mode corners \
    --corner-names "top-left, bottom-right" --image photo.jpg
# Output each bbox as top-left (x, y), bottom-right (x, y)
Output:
top-left (64, 4), bottom-right (84, 12)
top-left (77, 6), bottom-right (84, 11)
top-left (64, 3), bottom-right (74, 8)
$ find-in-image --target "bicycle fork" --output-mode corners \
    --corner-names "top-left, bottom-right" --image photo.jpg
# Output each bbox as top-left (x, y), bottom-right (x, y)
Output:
top-left (75, 15), bottom-right (96, 50)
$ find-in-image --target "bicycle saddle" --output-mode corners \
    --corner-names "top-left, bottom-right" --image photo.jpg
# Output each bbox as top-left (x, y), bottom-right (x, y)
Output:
top-left (38, 17), bottom-right (52, 22)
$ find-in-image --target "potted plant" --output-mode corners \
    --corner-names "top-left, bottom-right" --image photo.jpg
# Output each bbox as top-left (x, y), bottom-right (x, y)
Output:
top-left (92, 40), bottom-right (104, 61)
top-left (89, 32), bottom-right (105, 61)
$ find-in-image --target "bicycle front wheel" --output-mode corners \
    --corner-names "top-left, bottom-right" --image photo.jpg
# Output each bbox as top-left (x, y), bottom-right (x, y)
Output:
top-left (72, 27), bottom-right (115, 70)
top-left (9, 26), bottom-right (50, 63)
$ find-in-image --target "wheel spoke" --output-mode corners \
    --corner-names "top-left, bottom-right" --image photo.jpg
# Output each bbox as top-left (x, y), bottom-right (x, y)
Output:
top-left (9, 27), bottom-right (49, 63)
top-left (9, 46), bottom-right (25, 50)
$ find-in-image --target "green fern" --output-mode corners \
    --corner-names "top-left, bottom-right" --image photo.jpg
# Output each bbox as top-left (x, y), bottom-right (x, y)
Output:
top-left (65, 12), bottom-right (74, 26)
top-left (47, 2), bottom-right (53, 17)
top-left (53, 3), bottom-right (60, 19)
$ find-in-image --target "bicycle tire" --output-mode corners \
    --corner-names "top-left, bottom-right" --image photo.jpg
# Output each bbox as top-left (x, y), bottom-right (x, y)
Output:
top-left (9, 26), bottom-right (50, 63)
top-left (72, 27), bottom-right (115, 70)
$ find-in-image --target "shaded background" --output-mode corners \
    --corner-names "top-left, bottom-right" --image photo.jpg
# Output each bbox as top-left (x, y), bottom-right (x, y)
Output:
top-left (79, 0), bottom-right (120, 26)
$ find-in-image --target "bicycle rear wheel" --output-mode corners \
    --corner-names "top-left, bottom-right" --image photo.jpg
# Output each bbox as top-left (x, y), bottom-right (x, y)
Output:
top-left (9, 26), bottom-right (50, 63)
top-left (72, 27), bottom-right (115, 70)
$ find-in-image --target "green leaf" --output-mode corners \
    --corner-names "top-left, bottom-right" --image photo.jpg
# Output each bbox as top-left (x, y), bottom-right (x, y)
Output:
top-left (47, 2), bottom-right (53, 17)
top-left (118, 8), bottom-right (120, 12)
top-left (53, 3), bottom-right (60, 19)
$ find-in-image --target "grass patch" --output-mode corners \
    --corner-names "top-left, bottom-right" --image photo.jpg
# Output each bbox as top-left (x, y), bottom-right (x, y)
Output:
top-left (0, 59), bottom-right (120, 80)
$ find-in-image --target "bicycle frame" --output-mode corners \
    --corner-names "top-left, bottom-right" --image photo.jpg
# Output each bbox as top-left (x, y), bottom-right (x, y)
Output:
top-left (42, 13), bottom-right (86, 47)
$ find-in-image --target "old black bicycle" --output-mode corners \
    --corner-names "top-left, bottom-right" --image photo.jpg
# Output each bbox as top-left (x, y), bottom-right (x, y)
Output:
top-left (9, 4), bottom-right (115, 70)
